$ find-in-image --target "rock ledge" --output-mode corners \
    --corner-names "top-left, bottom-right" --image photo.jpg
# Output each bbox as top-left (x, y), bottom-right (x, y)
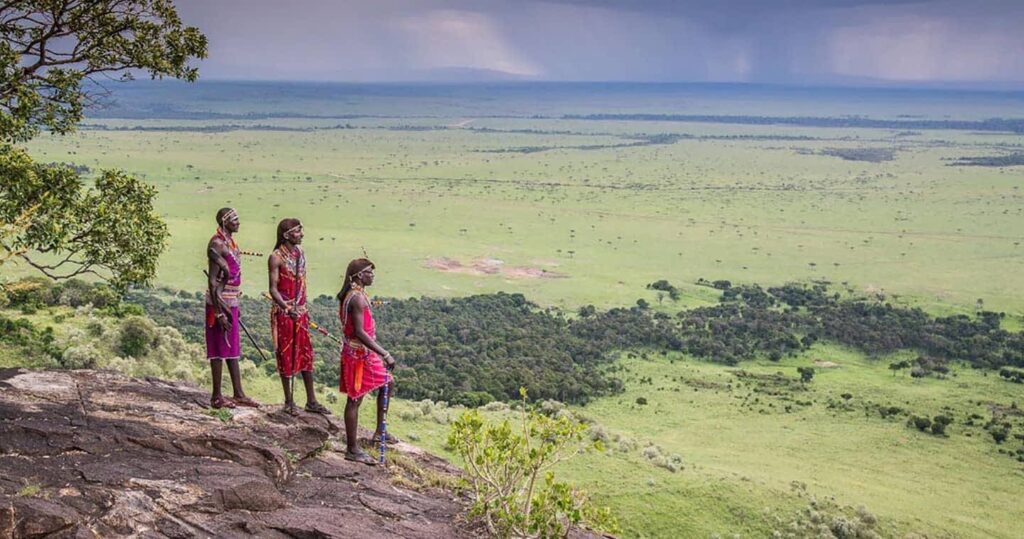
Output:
top-left (0, 369), bottom-right (469, 538)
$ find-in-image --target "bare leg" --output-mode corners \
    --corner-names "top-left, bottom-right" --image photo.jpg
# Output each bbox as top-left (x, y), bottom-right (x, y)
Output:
top-left (281, 375), bottom-right (293, 405)
top-left (226, 358), bottom-right (245, 397)
top-left (345, 396), bottom-right (363, 452)
top-left (210, 359), bottom-right (224, 400)
top-left (301, 371), bottom-right (317, 405)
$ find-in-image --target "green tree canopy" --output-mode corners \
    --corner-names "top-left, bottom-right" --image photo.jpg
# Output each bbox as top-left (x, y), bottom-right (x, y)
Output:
top-left (1, 0), bottom-right (207, 143)
top-left (1, 0), bottom-right (206, 288)
top-left (0, 146), bottom-right (167, 288)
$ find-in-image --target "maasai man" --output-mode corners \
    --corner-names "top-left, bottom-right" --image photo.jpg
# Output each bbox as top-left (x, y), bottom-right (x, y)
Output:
top-left (338, 258), bottom-right (397, 465)
top-left (206, 207), bottom-right (260, 409)
top-left (268, 218), bottom-right (331, 416)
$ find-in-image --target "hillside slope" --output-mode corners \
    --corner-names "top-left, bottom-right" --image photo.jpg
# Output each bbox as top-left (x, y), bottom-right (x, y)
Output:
top-left (0, 368), bottom-right (469, 538)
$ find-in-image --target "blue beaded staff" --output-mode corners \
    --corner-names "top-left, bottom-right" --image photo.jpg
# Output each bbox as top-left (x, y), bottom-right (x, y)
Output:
top-left (379, 379), bottom-right (390, 465)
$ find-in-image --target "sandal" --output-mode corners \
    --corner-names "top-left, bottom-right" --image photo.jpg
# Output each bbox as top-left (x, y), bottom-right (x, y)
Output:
top-left (371, 432), bottom-right (401, 445)
top-left (211, 396), bottom-right (236, 409)
top-left (232, 396), bottom-right (261, 408)
top-left (304, 402), bottom-right (332, 415)
top-left (283, 403), bottom-right (301, 416)
top-left (344, 451), bottom-right (377, 466)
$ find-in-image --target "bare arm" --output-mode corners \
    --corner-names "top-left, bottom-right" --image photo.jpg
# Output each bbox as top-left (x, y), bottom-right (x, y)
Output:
top-left (350, 294), bottom-right (393, 367)
top-left (206, 239), bottom-right (230, 327)
top-left (267, 252), bottom-right (294, 316)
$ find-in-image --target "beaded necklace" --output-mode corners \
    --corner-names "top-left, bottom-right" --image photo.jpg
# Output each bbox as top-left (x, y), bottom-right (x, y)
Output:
top-left (275, 244), bottom-right (305, 277)
top-left (215, 227), bottom-right (239, 258)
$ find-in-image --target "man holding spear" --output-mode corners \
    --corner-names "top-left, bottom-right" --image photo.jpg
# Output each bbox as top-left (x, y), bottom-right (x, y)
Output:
top-left (205, 208), bottom-right (260, 409)
top-left (268, 218), bottom-right (331, 416)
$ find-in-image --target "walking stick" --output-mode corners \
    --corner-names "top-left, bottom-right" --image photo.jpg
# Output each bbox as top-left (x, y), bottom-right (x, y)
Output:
top-left (288, 255), bottom-right (309, 413)
top-left (260, 292), bottom-right (343, 346)
top-left (380, 379), bottom-right (390, 466)
top-left (238, 318), bottom-right (270, 363)
top-left (203, 270), bottom-right (270, 363)
top-left (289, 303), bottom-right (297, 410)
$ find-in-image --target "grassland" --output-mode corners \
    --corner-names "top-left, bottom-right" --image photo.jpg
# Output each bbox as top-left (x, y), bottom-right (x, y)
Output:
top-left (384, 346), bottom-right (1024, 538)
top-left (9, 82), bottom-right (1024, 537)
top-left (5, 302), bottom-right (1024, 537)
top-left (22, 110), bottom-right (1024, 319)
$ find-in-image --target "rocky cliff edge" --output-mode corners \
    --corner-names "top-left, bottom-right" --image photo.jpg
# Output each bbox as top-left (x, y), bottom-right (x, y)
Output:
top-left (0, 368), bottom-right (471, 538)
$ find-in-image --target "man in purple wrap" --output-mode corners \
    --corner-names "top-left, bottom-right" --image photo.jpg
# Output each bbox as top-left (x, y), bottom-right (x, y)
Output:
top-left (206, 207), bottom-right (260, 409)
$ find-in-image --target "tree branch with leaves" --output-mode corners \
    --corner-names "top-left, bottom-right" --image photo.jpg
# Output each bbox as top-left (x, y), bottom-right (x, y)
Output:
top-left (0, 146), bottom-right (167, 289)
top-left (0, 0), bottom-right (206, 289)
top-left (1, 0), bottom-right (207, 143)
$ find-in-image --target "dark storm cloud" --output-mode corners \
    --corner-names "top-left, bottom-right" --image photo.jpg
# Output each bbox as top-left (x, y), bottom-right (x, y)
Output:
top-left (174, 0), bottom-right (1024, 85)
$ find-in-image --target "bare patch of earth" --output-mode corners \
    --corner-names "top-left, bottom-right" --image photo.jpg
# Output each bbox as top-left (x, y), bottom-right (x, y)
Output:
top-left (426, 257), bottom-right (568, 279)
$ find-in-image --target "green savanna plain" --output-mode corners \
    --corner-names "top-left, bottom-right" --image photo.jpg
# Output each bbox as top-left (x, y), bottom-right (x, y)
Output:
top-left (14, 82), bottom-right (1024, 537)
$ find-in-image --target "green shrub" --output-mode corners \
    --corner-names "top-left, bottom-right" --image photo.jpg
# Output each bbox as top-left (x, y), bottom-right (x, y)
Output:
top-left (772, 498), bottom-right (881, 539)
top-left (103, 302), bottom-right (144, 319)
top-left (538, 399), bottom-right (566, 417)
top-left (797, 366), bottom-right (815, 384)
top-left (61, 343), bottom-right (102, 369)
top-left (4, 277), bottom-right (55, 307)
top-left (878, 406), bottom-right (902, 419)
top-left (909, 416), bottom-right (932, 432)
top-left (480, 401), bottom-right (510, 413)
top-left (455, 390), bottom-right (496, 407)
top-left (989, 425), bottom-right (1010, 444)
top-left (0, 314), bottom-right (63, 364)
top-left (399, 409), bottom-right (422, 422)
top-left (641, 444), bottom-right (683, 472)
top-left (587, 425), bottom-right (609, 444)
top-left (85, 320), bottom-right (105, 337)
top-left (2, 278), bottom-right (120, 309)
top-left (447, 388), bottom-right (618, 538)
top-left (118, 316), bottom-right (158, 358)
top-left (931, 415), bottom-right (953, 436)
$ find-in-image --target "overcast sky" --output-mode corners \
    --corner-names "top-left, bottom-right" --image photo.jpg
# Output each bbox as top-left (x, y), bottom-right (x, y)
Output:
top-left (175, 0), bottom-right (1024, 86)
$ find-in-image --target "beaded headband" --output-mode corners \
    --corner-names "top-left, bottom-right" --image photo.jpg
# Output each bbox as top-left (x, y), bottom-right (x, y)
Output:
top-left (220, 208), bottom-right (238, 224)
top-left (348, 261), bottom-right (375, 280)
top-left (285, 222), bottom-right (302, 236)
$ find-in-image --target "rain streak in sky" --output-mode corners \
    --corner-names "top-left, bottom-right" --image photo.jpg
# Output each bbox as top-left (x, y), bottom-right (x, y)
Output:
top-left (177, 0), bottom-right (1024, 86)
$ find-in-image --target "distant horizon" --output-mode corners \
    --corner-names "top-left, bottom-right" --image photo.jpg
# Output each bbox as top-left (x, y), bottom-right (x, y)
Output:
top-left (132, 76), bottom-right (1024, 94)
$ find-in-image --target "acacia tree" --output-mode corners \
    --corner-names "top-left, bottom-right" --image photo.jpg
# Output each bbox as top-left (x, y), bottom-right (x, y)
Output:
top-left (0, 0), bottom-right (206, 288)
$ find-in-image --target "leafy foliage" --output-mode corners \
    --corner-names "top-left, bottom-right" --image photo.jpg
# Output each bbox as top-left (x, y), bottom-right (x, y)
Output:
top-left (0, 147), bottom-right (168, 288)
top-left (0, 202), bottom-right (34, 266)
top-left (1, 0), bottom-right (207, 143)
top-left (646, 279), bottom-right (680, 301)
top-left (797, 366), bottom-right (815, 384)
top-left (0, 312), bottom-right (62, 365)
top-left (130, 280), bottom-right (1024, 406)
top-left (770, 496), bottom-right (881, 539)
top-left (0, 277), bottom-right (204, 378)
top-left (446, 388), bottom-right (618, 538)
top-left (1, 0), bottom-right (205, 287)
top-left (132, 290), bottom-right (626, 404)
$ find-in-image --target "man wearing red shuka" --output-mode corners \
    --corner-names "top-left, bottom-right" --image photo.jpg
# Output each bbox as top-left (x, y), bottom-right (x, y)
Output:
top-left (268, 218), bottom-right (330, 416)
top-left (338, 258), bottom-right (397, 465)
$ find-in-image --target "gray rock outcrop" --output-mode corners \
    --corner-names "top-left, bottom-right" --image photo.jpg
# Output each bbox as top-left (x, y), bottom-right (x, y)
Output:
top-left (0, 369), bottom-right (470, 538)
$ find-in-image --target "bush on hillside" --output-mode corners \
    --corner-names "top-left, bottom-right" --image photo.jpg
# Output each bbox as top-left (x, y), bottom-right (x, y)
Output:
top-left (447, 388), bottom-right (618, 538)
top-left (2, 277), bottom-right (120, 310)
top-left (118, 316), bottom-right (159, 358)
